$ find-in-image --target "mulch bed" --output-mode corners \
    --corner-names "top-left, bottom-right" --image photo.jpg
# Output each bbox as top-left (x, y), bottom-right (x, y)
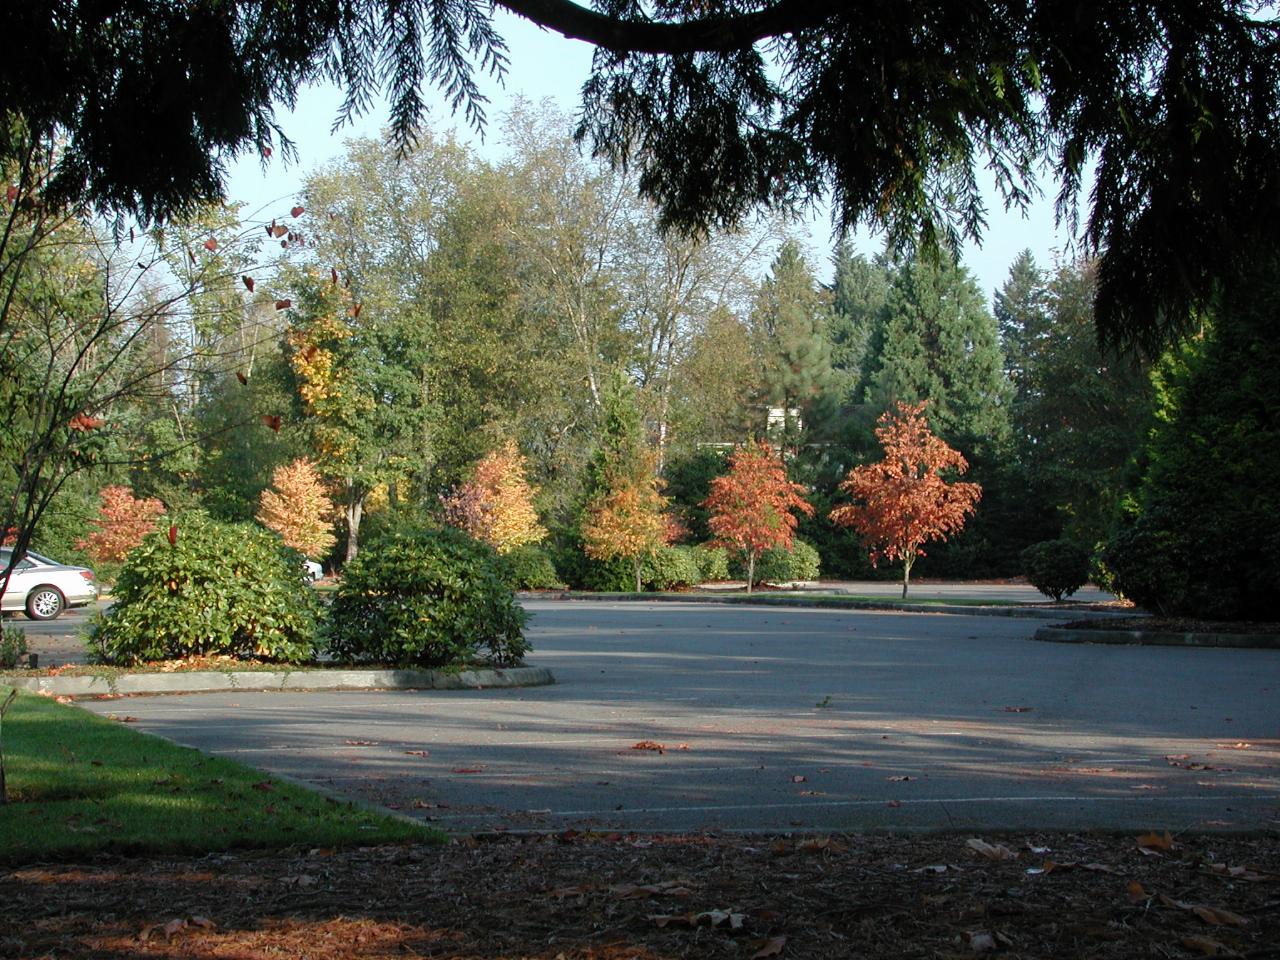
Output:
top-left (4, 831), bottom-right (1278, 958)
top-left (1059, 618), bottom-right (1280, 635)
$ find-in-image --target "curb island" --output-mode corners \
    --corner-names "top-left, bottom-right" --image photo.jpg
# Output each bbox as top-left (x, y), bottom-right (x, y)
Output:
top-left (6, 665), bottom-right (555, 698)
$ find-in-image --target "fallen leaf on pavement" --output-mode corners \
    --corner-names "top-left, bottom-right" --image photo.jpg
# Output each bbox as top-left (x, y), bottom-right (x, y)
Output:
top-left (344, 740), bottom-right (378, 746)
top-left (1191, 905), bottom-right (1250, 927)
top-left (404, 750), bottom-right (430, 757)
top-left (887, 775), bottom-right (913, 782)
top-left (632, 741), bottom-right (665, 753)
top-left (750, 935), bottom-right (787, 957)
top-left (1127, 880), bottom-right (1149, 904)
top-left (1002, 706), bottom-right (1033, 713)
top-left (1137, 831), bottom-right (1175, 853)
top-left (967, 838), bottom-right (1018, 861)
top-left (791, 775), bottom-right (807, 783)
top-left (451, 767), bottom-right (484, 774)
top-left (1180, 934), bottom-right (1236, 956)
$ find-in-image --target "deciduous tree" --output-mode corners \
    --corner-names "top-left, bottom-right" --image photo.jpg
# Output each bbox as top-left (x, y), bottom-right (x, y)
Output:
top-left (75, 486), bottom-right (165, 566)
top-left (581, 456), bottom-right (668, 593)
top-left (257, 458), bottom-right (337, 560)
top-left (830, 402), bottom-right (981, 597)
top-left (704, 440), bottom-right (813, 592)
top-left (442, 440), bottom-right (547, 554)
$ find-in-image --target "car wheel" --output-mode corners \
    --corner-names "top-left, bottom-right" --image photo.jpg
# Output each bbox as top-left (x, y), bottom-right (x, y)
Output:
top-left (26, 586), bottom-right (64, 620)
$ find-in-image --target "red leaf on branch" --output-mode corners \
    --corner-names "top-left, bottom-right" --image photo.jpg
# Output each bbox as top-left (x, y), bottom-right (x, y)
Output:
top-left (167, 525), bottom-right (178, 546)
top-left (272, 224), bottom-right (288, 238)
top-left (203, 237), bottom-right (217, 252)
top-left (242, 275), bottom-right (255, 293)
top-left (235, 371), bottom-right (248, 385)
top-left (261, 145), bottom-right (272, 158)
top-left (5, 185), bottom-right (16, 202)
top-left (68, 413), bottom-right (106, 431)
top-left (262, 414), bottom-right (282, 433)
top-left (274, 299), bottom-right (291, 310)
top-left (290, 205), bottom-right (305, 218)
top-left (331, 268), bottom-right (338, 285)
top-left (349, 303), bottom-right (362, 318)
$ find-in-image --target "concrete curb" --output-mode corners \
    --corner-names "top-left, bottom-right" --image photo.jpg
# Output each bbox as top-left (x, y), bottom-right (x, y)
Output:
top-left (529, 591), bottom-right (1130, 622)
top-left (4, 665), bottom-right (555, 697)
top-left (1034, 625), bottom-right (1280, 649)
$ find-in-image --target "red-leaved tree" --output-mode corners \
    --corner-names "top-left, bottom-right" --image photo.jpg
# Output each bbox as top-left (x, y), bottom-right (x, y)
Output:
top-left (704, 440), bottom-right (813, 593)
top-left (75, 486), bottom-right (166, 566)
top-left (830, 401), bottom-right (981, 598)
top-left (257, 458), bottom-right (337, 560)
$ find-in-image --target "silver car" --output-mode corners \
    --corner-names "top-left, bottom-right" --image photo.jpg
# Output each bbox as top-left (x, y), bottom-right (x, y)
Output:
top-left (0, 548), bottom-right (99, 620)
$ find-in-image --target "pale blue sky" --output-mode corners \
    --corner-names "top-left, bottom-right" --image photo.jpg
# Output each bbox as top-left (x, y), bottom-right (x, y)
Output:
top-left (227, 11), bottom-right (1077, 304)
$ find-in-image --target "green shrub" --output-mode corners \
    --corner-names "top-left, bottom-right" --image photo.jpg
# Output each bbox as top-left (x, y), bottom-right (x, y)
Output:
top-left (693, 543), bottom-right (730, 583)
top-left (326, 526), bottom-right (529, 667)
top-left (754, 539), bottom-right (821, 585)
top-left (0, 624), bottom-right (28, 668)
top-left (643, 545), bottom-right (700, 590)
top-left (88, 514), bottom-right (320, 665)
top-left (501, 543), bottom-right (562, 590)
top-left (1021, 539), bottom-right (1091, 601)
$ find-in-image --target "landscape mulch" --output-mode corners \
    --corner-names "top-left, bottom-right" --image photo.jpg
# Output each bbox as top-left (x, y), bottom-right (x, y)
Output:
top-left (1059, 618), bottom-right (1280, 635)
top-left (3, 830), bottom-right (1278, 958)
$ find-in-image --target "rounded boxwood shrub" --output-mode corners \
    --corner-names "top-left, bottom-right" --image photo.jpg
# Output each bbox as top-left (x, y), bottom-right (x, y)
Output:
top-left (326, 526), bottom-right (529, 667)
top-left (88, 513), bottom-right (320, 665)
top-left (693, 543), bottom-right (730, 583)
top-left (644, 545), bottom-right (700, 590)
top-left (1021, 539), bottom-right (1092, 601)
top-left (501, 543), bottom-right (562, 590)
top-left (753, 539), bottom-right (821, 585)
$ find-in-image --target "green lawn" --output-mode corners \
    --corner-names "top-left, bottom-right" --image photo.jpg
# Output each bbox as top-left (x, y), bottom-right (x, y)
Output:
top-left (0, 689), bottom-right (441, 862)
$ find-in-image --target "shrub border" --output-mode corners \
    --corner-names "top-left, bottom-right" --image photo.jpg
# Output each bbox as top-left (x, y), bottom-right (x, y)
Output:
top-left (1034, 625), bottom-right (1279, 649)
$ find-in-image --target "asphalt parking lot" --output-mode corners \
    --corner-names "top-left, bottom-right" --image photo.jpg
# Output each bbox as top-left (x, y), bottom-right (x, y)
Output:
top-left (74, 599), bottom-right (1280, 834)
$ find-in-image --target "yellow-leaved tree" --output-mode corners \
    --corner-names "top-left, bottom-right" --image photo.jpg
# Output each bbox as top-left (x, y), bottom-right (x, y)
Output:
top-left (581, 452), bottom-right (669, 593)
top-left (441, 440), bottom-right (547, 554)
top-left (257, 458), bottom-right (337, 560)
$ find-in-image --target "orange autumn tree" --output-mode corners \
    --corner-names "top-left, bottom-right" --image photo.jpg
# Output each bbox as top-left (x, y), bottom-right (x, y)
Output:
top-left (257, 458), bottom-right (337, 560)
top-left (831, 401), bottom-right (981, 598)
top-left (76, 486), bottom-right (165, 565)
top-left (581, 454), bottom-right (669, 593)
top-left (441, 440), bottom-right (547, 554)
top-left (704, 440), bottom-right (813, 593)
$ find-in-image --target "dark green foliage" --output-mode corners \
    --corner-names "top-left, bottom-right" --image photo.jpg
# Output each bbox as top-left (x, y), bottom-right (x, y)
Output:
top-left (863, 250), bottom-right (1011, 458)
top-left (644, 545), bottom-right (700, 590)
top-left (828, 242), bottom-right (890, 404)
top-left (751, 241), bottom-right (832, 445)
top-left (501, 543), bottom-right (562, 591)
top-left (1103, 268), bottom-right (1280, 620)
top-left (749, 539), bottom-right (821, 585)
top-left (89, 514), bottom-right (320, 665)
top-left (663, 448), bottom-right (729, 542)
top-left (1021, 539), bottom-right (1091, 601)
top-left (693, 543), bottom-right (730, 583)
top-left (326, 526), bottom-right (529, 667)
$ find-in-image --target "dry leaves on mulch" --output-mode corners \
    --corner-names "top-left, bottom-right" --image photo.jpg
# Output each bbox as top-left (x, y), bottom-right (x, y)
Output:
top-left (2, 831), bottom-right (1277, 959)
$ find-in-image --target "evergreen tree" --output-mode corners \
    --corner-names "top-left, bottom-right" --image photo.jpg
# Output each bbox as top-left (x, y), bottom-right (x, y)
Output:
top-left (993, 249), bottom-right (1050, 405)
top-left (863, 250), bottom-right (1011, 458)
top-left (1106, 255), bottom-right (1280, 620)
top-left (750, 241), bottom-right (833, 446)
top-left (828, 241), bottom-right (890, 404)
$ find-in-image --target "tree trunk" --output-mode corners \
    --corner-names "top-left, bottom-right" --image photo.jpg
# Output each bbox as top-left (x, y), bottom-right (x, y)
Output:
top-left (902, 556), bottom-right (913, 599)
top-left (633, 556), bottom-right (643, 593)
top-left (746, 551), bottom-right (756, 594)
top-left (344, 492), bottom-right (365, 565)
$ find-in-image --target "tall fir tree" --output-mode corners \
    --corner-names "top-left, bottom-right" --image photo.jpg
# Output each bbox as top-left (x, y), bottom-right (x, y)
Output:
top-left (863, 250), bottom-right (1011, 459)
top-left (993, 249), bottom-right (1051, 406)
top-left (750, 241), bottom-right (833, 446)
top-left (827, 241), bottom-right (890, 405)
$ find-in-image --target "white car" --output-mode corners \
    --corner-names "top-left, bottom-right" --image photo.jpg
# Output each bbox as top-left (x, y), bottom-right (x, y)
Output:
top-left (0, 548), bottom-right (99, 620)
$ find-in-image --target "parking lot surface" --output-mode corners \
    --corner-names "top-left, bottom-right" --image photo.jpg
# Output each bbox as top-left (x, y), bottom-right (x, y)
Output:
top-left (75, 599), bottom-right (1280, 833)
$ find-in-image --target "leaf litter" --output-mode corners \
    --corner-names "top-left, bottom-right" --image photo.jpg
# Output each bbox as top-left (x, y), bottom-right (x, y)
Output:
top-left (2, 830), bottom-right (1276, 959)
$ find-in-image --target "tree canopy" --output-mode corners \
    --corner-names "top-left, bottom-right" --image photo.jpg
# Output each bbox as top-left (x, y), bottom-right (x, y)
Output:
top-left (6, 1), bottom-right (1279, 351)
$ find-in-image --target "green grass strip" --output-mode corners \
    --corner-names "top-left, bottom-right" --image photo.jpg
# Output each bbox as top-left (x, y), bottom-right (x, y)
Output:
top-left (0, 689), bottom-right (441, 862)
